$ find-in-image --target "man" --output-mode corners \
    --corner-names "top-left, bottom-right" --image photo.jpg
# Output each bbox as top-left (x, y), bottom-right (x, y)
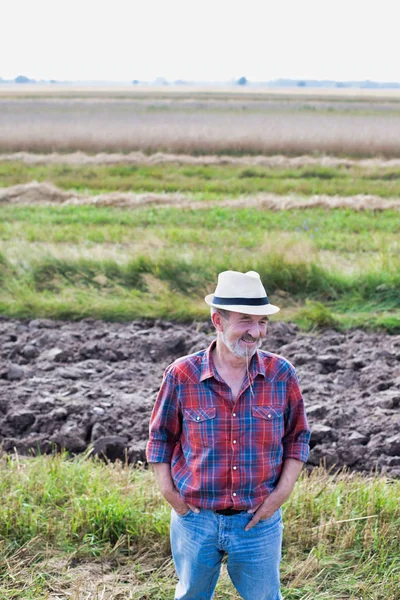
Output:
top-left (146, 270), bottom-right (310, 600)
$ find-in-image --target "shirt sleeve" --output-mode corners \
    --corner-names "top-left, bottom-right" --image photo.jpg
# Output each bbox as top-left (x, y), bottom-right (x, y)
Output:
top-left (146, 367), bottom-right (181, 463)
top-left (282, 368), bottom-right (311, 462)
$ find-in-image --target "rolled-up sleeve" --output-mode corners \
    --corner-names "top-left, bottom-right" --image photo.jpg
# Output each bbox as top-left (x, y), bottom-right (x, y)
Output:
top-left (146, 368), bottom-right (181, 463)
top-left (282, 369), bottom-right (311, 462)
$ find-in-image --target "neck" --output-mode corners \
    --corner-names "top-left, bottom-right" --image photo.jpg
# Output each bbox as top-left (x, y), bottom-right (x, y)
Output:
top-left (213, 336), bottom-right (251, 372)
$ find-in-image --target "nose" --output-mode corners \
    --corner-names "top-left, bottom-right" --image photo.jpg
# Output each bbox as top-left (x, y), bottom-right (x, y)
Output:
top-left (247, 321), bottom-right (263, 339)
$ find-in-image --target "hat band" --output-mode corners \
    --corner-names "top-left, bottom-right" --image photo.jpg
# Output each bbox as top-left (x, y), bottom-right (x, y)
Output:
top-left (213, 295), bottom-right (270, 306)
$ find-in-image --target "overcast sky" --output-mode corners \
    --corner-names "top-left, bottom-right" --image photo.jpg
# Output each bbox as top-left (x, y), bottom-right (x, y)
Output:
top-left (2, 0), bottom-right (400, 83)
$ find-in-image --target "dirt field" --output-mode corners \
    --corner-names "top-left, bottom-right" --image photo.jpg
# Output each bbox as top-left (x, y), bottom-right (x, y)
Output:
top-left (1, 317), bottom-right (399, 476)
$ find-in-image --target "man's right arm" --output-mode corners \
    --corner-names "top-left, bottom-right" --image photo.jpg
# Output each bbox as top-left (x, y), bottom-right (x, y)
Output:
top-left (147, 368), bottom-right (200, 515)
top-left (146, 367), bottom-right (181, 464)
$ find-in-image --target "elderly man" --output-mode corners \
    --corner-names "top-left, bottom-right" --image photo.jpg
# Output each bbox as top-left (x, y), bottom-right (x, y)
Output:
top-left (146, 270), bottom-right (310, 600)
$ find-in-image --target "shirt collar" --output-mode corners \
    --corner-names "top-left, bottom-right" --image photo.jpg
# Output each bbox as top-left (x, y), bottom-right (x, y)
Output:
top-left (199, 340), bottom-right (268, 383)
top-left (199, 340), bottom-right (219, 382)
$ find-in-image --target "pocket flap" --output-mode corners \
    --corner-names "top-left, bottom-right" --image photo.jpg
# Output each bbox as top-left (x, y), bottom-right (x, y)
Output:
top-left (184, 407), bottom-right (216, 422)
top-left (252, 406), bottom-right (282, 420)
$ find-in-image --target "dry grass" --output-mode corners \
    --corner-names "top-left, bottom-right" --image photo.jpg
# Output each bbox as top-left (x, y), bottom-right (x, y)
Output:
top-left (1, 181), bottom-right (400, 211)
top-left (4, 150), bottom-right (400, 169)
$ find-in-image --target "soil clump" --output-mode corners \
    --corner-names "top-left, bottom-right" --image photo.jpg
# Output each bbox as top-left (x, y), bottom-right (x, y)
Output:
top-left (1, 317), bottom-right (399, 476)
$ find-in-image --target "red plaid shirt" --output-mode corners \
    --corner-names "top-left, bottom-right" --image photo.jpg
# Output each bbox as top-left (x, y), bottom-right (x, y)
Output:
top-left (147, 341), bottom-right (310, 510)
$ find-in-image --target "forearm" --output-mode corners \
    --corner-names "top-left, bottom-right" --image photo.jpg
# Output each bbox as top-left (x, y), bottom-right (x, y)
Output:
top-left (151, 462), bottom-right (176, 496)
top-left (268, 458), bottom-right (304, 506)
top-left (150, 462), bottom-right (197, 514)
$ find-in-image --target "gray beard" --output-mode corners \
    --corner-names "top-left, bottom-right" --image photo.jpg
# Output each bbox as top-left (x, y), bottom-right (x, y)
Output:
top-left (221, 331), bottom-right (262, 359)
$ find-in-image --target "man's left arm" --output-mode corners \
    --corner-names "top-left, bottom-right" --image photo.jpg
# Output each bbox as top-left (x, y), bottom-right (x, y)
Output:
top-left (246, 367), bottom-right (310, 531)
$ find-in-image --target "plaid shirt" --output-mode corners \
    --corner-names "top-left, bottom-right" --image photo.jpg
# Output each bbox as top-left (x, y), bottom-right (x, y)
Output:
top-left (146, 341), bottom-right (310, 510)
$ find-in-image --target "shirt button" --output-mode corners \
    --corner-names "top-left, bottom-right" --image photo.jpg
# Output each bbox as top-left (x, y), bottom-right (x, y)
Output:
top-left (267, 414), bottom-right (272, 419)
top-left (232, 412), bottom-right (236, 417)
top-left (232, 440), bottom-right (237, 444)
top-left (233, 493), bottom-right (237, 497)
top-left (196, 416), bottom-right (200, 420)
top-left (233, 466), bottom-right (237, 470)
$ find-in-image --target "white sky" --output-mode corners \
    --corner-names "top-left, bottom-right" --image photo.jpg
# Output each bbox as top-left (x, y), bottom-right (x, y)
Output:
top-left (2, 0), bottom-right (400, 83)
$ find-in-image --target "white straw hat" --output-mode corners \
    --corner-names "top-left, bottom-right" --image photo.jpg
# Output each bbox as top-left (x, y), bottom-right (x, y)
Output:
top-left (205, 270), bottom-right (280, 316)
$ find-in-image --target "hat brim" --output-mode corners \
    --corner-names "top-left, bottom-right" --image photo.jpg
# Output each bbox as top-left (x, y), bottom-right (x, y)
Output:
top-left (204, 294), bottom-right (280, 316)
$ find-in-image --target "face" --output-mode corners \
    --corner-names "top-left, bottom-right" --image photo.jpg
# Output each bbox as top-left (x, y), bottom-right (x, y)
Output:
top-left (219, 312), bottom-right (268, 359)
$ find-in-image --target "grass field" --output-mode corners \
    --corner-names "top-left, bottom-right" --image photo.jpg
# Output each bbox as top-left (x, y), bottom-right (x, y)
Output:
top-left (1, 87), bottom-right (397, 330)
top-left (3, 161), bottom-right (400, 197)
top-left (0, 455), bottom-right (398, 599)
top-left (1, 160), bottom-right (399, 331)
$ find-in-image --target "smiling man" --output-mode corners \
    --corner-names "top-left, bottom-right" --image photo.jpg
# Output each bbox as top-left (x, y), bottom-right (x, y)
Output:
top-left (146, 270), bottom-right (310, 600)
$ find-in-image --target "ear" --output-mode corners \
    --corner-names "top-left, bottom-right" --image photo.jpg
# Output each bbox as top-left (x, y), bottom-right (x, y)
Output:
top-left (211, 311), bottom-right (225, 332)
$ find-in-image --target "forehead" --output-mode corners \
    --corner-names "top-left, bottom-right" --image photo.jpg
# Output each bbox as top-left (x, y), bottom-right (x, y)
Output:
top-left (228, 311), bottom-right (268, 322)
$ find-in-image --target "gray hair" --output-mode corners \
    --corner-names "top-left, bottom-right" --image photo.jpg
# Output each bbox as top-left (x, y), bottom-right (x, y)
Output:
top-left (210, 307), bottom-right (231, 322)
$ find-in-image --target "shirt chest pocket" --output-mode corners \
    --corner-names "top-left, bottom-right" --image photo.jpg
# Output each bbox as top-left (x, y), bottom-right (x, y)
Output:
top-left (183, 407), bottom-right (216, 447)
top-left (252, 405), bottom-right (284, 444)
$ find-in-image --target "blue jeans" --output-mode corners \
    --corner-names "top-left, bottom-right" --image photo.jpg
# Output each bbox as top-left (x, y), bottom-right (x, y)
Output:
top-left (170, 507), bottom-right (283, 600)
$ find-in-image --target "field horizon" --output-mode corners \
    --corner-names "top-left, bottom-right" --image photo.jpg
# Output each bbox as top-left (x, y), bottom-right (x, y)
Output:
top-left (5, 83), bottom-right (400, 97)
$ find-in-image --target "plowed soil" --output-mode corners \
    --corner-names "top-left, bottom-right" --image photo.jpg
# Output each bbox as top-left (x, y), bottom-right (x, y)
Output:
top-left (1, 318), bottom-right (399, 476)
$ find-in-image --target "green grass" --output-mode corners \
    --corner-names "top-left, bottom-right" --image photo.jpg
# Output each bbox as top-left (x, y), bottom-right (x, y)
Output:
top-left (0, 455), bottom-right (168, 553)
top-left (1, 251), bottom-right (399, 331)
top-left (1, 205), bottom-right (400, 249)
top-left (0, 455), bottom-right (398, 599)
top-left (1, 204), bottom-right (399, 330)
top-left (3, 161), bottom-right (400, 197)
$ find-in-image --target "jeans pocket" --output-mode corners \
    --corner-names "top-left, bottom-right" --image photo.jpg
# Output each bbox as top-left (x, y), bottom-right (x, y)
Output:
top-left (258, 508), bottom-right (283, 528)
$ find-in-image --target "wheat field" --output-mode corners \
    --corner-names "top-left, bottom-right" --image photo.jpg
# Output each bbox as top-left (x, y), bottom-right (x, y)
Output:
top-left (2, 86), bottom-right (400, 156)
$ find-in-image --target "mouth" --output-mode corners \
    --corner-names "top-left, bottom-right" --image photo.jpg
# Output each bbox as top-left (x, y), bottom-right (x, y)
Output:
top-left (241, 336), bottom-right (258, 344)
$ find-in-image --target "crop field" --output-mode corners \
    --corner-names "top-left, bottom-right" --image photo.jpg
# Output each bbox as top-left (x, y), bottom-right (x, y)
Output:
top-left (1, 86), bottom-right (400, 598)
top-left (2, 86), bottom-right (400, 156)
